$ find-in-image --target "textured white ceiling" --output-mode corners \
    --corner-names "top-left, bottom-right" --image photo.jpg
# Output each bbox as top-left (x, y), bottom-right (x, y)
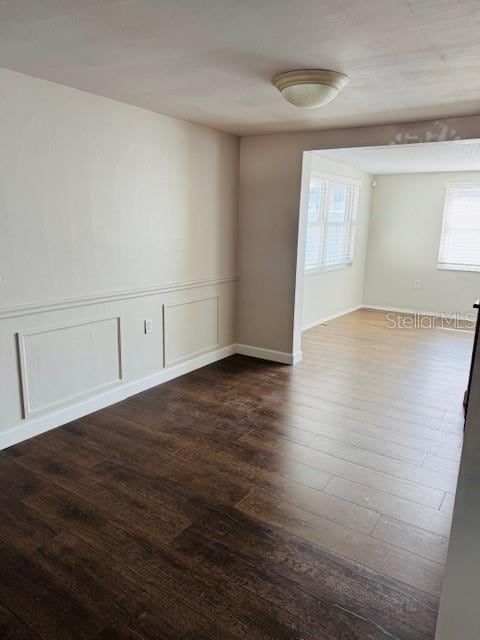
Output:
top-left (314, 140), bottom-right (480, 174)
top-left (1, 1), bottom-right (480, 135)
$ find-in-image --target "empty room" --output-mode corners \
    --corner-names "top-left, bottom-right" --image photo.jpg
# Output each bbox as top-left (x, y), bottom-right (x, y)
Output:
top-left (1, 2), bottom-right (480, 640)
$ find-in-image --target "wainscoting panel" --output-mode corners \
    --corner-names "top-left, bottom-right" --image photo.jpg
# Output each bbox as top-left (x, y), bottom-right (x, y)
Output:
top-left (17, 316), bottom-right (123, 417)
top-left (163, 297), bottom-right (219, 366)
top-left (0, 278), bottom-right (237, 448)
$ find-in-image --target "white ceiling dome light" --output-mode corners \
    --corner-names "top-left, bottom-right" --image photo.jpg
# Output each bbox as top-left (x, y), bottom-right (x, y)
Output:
top-left (272, 69), bottom-right (349, 109)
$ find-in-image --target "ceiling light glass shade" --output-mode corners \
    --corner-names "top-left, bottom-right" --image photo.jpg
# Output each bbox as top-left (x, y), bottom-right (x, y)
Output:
top-left (273, 69), bottom-right (349, 109)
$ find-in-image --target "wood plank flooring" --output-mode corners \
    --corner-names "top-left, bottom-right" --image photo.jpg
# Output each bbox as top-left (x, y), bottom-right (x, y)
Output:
top-left (0, 309), bottom-right (472, 640)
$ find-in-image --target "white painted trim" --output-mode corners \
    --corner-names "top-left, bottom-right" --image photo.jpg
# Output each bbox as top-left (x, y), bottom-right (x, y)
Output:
top-left (0, 275), bottom-right (238, 320)
top-left (0, 340), bottom-right (307, 450)
top-left (235, 343), bottom-right (303, 365)
top-left (310, 169), bottom-right (361, 187)
top-left (0, 344), bottom-right (236, 450)
top-left (305, 262), bottom-right (352, 276)
top-left (163, 296), bottom-right (220, 367)
top-left (302, 304), bottom-right (362, 331)
top-left (362, 304), bottom-right (476, 321)
top-left (292, 150), bottom-right (312, 356)
top-left (16, 315), bottom-right (124, 418)
top-left (291, 350), bottom-right (304, 365)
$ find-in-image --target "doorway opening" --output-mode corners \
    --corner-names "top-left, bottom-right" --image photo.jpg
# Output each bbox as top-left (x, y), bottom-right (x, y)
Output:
top-left (290, 138), bottom-right (480, 605)
top-left (294, 139), bottom-right (480, 347)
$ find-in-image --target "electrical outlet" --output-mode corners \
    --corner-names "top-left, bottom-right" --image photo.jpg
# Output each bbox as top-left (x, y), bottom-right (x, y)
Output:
top-left (414, 279), bottom-right (421, 289)
top-left (144, 319), bottom-right (152, 334)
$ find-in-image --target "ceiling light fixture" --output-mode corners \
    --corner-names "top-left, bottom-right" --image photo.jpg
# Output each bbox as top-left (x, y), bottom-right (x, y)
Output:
top-left (272, 69), bottom-right (349, 109)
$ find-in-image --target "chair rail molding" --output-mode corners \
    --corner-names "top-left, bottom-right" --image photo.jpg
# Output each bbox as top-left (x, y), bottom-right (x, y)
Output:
top-left (0, 275), bottom-right (239, 320)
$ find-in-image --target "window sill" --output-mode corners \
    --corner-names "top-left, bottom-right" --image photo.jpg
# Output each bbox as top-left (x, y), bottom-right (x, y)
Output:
top-left (305, 263), bottom-right (352, 276)
top-left (437, 264), bottom-right (480, 273)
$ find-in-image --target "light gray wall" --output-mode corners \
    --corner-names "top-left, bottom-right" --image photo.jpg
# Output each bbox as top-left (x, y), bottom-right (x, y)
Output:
top-left (237, 115), bottom-right (480, 357)
top-left (301, 154), bottom-right (372, 330)
top-left (363, 171), bottom-right (480, 317)
top-left (0, 68), bottom-right (239, 446)
top-left (0, 68), bottom-right (239, 306)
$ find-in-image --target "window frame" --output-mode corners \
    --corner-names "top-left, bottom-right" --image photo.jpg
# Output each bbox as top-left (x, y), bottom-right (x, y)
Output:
top-left (304, 170), bottom-right (361, 276)
top-left (437, 182), bottom-right (480, 273)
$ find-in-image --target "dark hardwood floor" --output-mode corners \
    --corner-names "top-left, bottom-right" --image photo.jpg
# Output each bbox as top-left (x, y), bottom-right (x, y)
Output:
top-left (0, 310), bottom-right (471, 639)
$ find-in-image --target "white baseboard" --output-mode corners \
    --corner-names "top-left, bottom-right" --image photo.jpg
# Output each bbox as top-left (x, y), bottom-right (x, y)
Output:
top-left (302, 304), bottom-right (474, 330)
top-left (362, 304), bottom-right (474, 321)
top-left (0, 344), bottom-right (236, 450)
top-left (291, 350), bottom-right (303, 365)
top-left (0, 341), bottom-right (306, 450)
top-left (4, 297), bottom-right (469, 451)
top-left (302, 304), bottom-right (362, 332)
top-left (235, 343), bottom-right (303, 365)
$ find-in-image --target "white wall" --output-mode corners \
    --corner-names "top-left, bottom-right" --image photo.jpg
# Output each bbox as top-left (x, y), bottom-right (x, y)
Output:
top-left (301, 154), bottom-right (372, 330)
top-left (237, 115), bottom-right (480, 358)
top-left (0, 68), bottom-right (239, 446)
top-left (364, 171), bottom-right (480, 317)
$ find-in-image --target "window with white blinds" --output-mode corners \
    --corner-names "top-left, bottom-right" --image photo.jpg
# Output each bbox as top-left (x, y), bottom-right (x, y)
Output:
top-left (305, 173), bottom-right (360, 272)
top-left (438, 184), bottom-right (480, 271)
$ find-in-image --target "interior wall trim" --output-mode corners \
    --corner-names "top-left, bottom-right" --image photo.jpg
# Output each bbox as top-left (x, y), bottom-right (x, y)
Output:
top-left (235, 343), bottom-right (303, 365)
top-left (363, 304), bottom-right (476, 322)
top-left (0, 275), bottom-right (239, 320)
top-left (163, 296), bottom-right (220, 367)
top-left (17, 315), bottom-right (124, 419)
top-left (0, 339), bottom-right (309, 450)
top-left (0, 343), bottom-right (237, 451)
top-left (301, 304), bottom-right (363, 332)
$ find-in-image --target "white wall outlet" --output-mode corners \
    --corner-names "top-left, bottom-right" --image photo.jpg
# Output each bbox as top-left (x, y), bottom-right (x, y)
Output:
top-left (414, 279), bottom-right (421, 289)
top-left (144, 319), bottom-right (152, 334)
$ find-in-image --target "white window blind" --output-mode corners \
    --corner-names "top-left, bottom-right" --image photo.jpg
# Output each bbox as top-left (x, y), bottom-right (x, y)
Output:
top-left (305, 173), bottom-right (360, 272)
top-left (438, 184), bottom-right (480, 272)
